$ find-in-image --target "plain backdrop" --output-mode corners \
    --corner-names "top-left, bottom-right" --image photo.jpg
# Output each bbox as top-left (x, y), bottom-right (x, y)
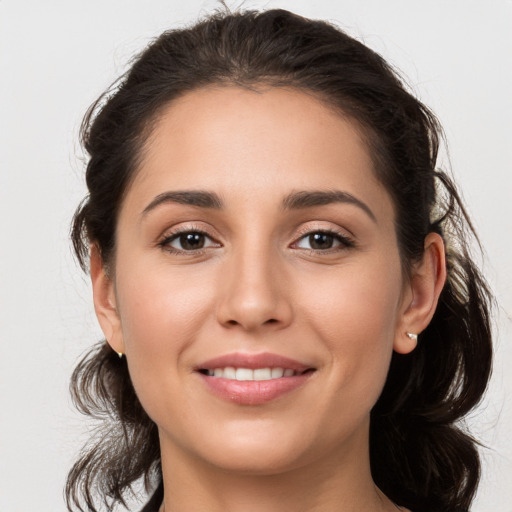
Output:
top-left (0, 1), bottom-right (511, 511)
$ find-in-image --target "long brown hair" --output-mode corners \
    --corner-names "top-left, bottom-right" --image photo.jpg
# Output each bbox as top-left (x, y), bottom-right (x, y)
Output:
top-left (68, 8), bottom-right (493, 512)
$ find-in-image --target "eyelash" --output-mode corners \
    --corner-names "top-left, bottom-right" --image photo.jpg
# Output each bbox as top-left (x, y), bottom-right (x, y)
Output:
top-left (158, 224), bottom-right (218, 255)
top-left (157, 226), bottom-right (355, 255)
top-left (291, 227), bottom-right (355, 254)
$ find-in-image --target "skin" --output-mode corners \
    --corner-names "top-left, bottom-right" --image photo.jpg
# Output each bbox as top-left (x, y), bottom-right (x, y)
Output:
top-left (91, 86), bottom-right (446, 512)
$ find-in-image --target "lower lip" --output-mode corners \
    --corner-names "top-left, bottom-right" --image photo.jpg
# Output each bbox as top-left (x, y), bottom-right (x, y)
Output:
top-left (198, 373), bottom-right (313, 405)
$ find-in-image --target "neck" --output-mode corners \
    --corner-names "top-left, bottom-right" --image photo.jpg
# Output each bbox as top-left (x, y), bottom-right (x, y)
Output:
top-left (157, 428), bottom-right (402, 512)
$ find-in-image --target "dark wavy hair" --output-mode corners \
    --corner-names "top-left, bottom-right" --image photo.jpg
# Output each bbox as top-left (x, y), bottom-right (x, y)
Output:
top-left (67, 7), bottom-right (493, 512)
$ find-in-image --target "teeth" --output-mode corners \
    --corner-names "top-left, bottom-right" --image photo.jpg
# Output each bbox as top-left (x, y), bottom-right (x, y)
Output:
top-left (223, 367), bottom-right (236, 379)
top-left (205, 367), bottom-right (298, 380)
top-left (271, 367), bottom-right (284, 379)
top-left (235, 368), bottom-right (253, 381)
top-left (254, 368), bottom-right (272, 380)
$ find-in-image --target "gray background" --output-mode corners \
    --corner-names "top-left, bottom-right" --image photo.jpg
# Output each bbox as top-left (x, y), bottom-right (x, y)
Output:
top-left (1, 0), bottom-right (511, 510)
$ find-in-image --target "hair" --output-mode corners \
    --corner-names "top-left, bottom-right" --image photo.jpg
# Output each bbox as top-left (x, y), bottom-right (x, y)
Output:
top-left (67, 7), bottom-right (493, 512)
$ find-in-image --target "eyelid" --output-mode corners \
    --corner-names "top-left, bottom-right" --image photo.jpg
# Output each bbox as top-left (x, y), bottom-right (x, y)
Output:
top-left (157, 223), bottom-right (221, 254)
top-left (290, 224), bottom-right (356, 251)
top-left (156, 221), bottom-right (355, 255)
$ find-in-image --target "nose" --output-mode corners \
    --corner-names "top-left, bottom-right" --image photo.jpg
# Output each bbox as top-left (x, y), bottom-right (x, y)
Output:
top-left (216, 244), bottom-right (293, 332)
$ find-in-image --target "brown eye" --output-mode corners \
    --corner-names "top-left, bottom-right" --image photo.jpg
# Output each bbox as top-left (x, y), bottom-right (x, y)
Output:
top-left (294, 230), bottom-right (354, 251)
top-left (177, 232), bottom-right (206, 250)
top-left (161, 230), bottom-right (219, 252)
top-left (308, 233), bottom-right (335, 250)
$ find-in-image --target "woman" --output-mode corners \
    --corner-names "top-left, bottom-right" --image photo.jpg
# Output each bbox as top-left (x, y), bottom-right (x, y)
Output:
top-left (67, 7), bottom-right (492, 512)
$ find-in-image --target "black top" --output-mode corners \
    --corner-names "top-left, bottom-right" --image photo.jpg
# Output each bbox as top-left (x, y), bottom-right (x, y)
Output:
top-left (140, 481), bottom-right (164, 512)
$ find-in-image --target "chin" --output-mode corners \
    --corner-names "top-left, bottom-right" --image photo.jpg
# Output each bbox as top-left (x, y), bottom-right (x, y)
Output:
top-left (205, 446), bottom-right (307, 476)
top-left (184, 420), bottom-right (329, 475)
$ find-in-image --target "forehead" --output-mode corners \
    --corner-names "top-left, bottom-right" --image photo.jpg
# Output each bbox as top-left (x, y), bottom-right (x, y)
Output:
top-left (124, 86), bottom-right (393, 220)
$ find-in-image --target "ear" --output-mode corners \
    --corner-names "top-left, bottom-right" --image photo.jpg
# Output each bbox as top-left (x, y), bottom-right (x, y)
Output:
top-left (394, 233), bottom-right (447, 354)
top-left (90, 244), bottom-right (125, 355)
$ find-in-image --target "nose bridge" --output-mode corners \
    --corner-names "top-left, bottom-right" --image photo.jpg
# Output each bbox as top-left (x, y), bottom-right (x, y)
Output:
top-left (216, 230), bottom-right (291, 331)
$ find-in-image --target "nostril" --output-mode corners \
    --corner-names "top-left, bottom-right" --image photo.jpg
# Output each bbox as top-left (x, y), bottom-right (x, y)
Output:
top-left (224, 318), bottom-right (278, 327)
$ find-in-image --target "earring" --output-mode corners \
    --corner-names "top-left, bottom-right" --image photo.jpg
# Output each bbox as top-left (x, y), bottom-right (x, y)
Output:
top-left (117, 351), bottom-right (124, 358)
top-left (406, 332), bottom-right (418, 341)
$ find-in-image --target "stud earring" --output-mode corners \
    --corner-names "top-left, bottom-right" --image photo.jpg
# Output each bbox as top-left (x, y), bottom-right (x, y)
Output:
top-left (406, 332), bottom-right (418, 341)
top-left (117, 351), bottom-right (124, 359)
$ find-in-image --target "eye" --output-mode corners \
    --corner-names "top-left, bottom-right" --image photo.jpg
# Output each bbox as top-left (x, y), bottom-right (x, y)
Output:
top-left (159, 229), bottom-right (219, 253)
top-left (294, 230), bottom-right (354, 251)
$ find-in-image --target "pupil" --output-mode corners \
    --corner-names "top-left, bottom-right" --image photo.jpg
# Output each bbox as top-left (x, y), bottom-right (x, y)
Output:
top-left (310, 233), bottom-right (333, 249)
top-left (180, 233), bottom-right (204, 250)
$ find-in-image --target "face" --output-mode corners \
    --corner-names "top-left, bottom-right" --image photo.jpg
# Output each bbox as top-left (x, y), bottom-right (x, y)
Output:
top-left (100, 86), bottom-right (416, 475)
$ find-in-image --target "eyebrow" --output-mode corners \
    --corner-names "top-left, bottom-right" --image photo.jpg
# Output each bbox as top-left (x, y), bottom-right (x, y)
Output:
top-left (282, 190), bottom-right (377, 222)
top-left (142, 190), bottom-right (223, 216)
top-left (142, 189), bottom-right (376, 223)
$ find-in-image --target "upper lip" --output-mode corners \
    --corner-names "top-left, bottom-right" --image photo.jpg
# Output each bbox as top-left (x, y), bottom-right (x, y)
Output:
top-left (196, 352), bottom-right (314, 373)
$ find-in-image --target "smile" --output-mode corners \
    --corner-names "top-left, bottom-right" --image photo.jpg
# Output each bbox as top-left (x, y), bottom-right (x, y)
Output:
top-left (195, 352), bottom-right (316, 405)
top-left (200, 367), bottom-right (304, 380)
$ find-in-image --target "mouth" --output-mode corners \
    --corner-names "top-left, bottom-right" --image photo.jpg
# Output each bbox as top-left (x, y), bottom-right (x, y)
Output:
top-left (198, 367), bottom-right (314, 380)
top-left (195, 352), bottom-right (316, 405)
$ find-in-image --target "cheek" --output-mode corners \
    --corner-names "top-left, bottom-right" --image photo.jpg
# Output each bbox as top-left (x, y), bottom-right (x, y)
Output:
top-left (118, 267), bottom-right (211, 345)
top-left (297, 257), bottom-right (403, 400)
top-left (114, 262), bottom-right (216, 410)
